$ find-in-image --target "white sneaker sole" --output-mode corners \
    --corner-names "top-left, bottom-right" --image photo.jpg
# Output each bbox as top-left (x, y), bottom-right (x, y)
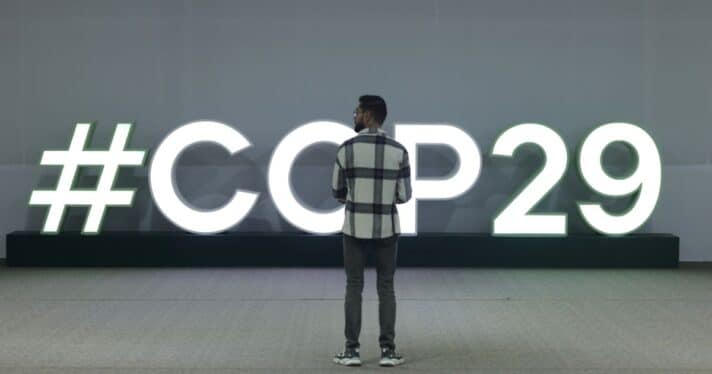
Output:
top-left (379, 357), bottom-right (405, 366)
top-left (333, 357), bottom-right (362, 366)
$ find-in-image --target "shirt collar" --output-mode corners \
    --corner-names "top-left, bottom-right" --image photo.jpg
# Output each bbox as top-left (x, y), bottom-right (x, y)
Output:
top-left (358, 127), bottom-right (387, 136)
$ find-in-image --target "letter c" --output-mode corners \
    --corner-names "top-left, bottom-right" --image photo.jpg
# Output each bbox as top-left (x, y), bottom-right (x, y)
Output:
top-left (148, 121), bottom-right (259, 234)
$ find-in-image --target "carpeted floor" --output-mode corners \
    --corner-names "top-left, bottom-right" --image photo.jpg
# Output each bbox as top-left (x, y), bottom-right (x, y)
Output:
top-left (0, 263), bottom-right (710, 373)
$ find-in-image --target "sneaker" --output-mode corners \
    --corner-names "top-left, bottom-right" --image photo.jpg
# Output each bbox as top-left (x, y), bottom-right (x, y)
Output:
top-left (333, 347), bottom-right (361, 366)
top-left (379, 347), bottom-right (404, 367)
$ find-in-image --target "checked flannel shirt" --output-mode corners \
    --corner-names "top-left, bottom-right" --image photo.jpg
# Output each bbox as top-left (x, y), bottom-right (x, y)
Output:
top-left (331, 126), bottom-right (412, 239)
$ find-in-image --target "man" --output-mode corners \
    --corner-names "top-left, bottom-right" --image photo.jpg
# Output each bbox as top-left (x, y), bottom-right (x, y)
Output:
top-left (331, 95), bottom-right (412, 367)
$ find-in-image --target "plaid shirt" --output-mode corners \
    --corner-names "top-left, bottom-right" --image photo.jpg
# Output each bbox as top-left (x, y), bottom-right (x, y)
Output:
top-left (331, 126), bottom-right (412, 239)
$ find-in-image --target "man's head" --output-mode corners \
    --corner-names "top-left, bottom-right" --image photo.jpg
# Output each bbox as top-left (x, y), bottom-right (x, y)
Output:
top-left (353, 95), bottom-right (387, 132)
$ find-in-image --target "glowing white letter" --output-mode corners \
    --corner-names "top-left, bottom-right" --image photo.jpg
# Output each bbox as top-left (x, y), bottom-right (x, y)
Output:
top-left (148, 121), bottom-right (259, 234)
top-left (395, 124), bottom-right (482, 234)
top-left (268, 121), bottom-right (354, 234)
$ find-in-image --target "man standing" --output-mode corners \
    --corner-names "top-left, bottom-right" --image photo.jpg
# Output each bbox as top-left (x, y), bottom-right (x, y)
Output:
top-left (331, 95), bottom-right (412, 367)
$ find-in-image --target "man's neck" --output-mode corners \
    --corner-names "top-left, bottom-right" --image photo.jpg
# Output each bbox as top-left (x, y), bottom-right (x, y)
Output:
top-left (359, 126), bottom-right (386, 136)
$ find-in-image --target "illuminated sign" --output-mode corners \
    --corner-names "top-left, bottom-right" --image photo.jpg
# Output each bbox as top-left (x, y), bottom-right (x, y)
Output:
top-left (29, 121), bottom-right (661, 236)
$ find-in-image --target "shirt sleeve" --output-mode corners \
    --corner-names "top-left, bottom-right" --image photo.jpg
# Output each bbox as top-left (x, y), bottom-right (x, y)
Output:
top-left (395, 149), bottom-right (412, 204)
top-left (331, 146), bottom-right (347, 203)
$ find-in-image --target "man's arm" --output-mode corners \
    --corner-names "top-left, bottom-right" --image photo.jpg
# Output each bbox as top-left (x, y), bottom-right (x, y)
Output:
top-left (395, 149), bottom-right (412, 204)
top-left (331, 147), bottom-right (347, 204)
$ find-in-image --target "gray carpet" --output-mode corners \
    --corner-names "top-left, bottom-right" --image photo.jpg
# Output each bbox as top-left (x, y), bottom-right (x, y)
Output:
top-left (0, 264), bottom-right (710, 373)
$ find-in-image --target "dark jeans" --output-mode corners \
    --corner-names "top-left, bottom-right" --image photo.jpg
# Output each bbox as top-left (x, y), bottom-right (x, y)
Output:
top-left (342, 233), bottom-right (399, 351)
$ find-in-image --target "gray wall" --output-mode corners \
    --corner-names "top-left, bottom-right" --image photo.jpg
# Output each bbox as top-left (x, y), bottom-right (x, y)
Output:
top-left (1, 0), bottom-right (710, 260)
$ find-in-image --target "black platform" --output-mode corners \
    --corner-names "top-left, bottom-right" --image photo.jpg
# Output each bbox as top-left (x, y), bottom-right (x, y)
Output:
top-left (5, 231), bottom-right (678, 268)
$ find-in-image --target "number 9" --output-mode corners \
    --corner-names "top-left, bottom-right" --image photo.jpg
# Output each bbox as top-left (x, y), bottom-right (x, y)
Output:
top-left (577, 122), bottom-right (662, 235)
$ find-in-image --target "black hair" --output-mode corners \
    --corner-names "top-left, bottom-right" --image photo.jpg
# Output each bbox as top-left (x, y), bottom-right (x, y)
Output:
top-left (358, 95), bottom-right (387, 125)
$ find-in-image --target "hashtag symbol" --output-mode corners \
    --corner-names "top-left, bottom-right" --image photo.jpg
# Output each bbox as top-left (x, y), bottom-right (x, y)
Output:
top-left (29, 123), bottom-right (146, 234)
